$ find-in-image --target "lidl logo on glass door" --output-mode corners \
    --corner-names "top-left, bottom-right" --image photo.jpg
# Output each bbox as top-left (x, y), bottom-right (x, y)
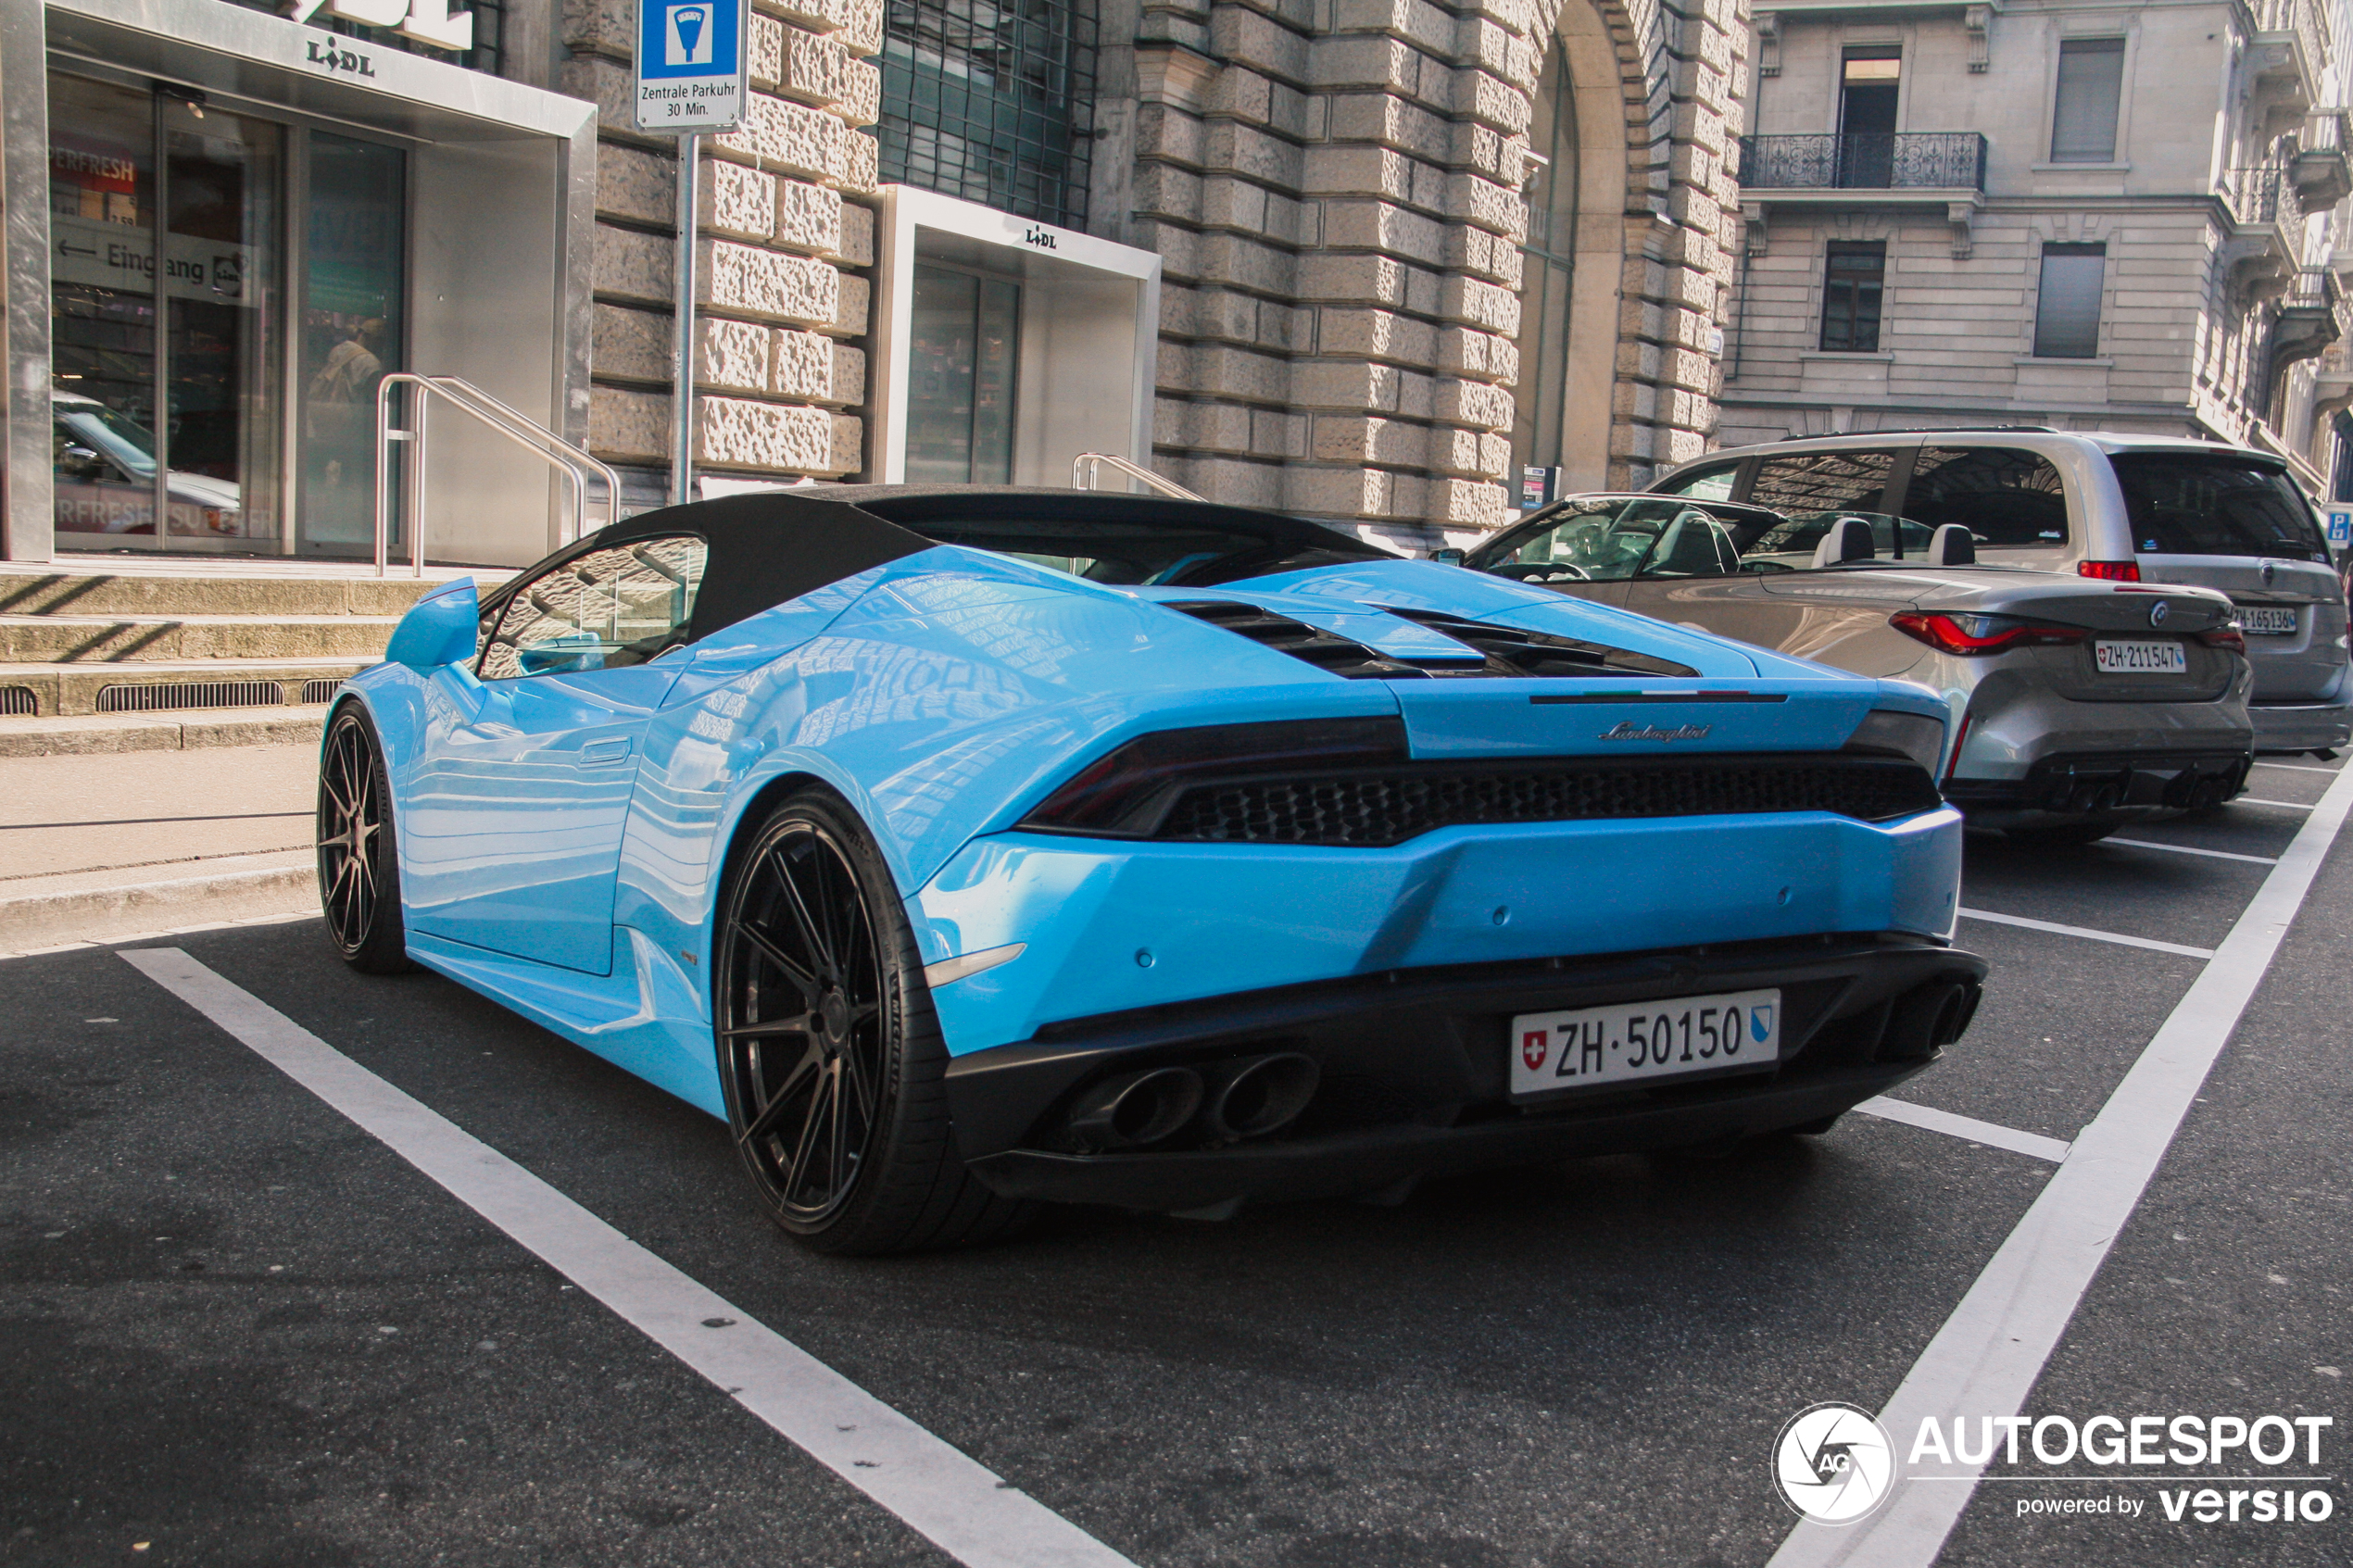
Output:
top-left (635, 0), bottom-right (745, 133)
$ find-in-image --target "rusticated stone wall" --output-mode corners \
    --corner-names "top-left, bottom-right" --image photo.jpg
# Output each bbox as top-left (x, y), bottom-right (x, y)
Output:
top-left (1106, 0), bottom-right (1744, 547)
top-left (562, 0), bottom-right (882, 495)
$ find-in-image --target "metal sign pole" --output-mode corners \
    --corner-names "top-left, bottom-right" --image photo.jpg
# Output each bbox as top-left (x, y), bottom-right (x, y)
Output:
top-left (633, 0), bottom-right (745, 510)
top-left (673, 132), bottom-right (698, 507)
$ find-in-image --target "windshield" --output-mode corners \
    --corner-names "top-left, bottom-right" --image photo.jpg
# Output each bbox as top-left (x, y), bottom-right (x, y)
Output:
top-left (879, 514), bottom-right (1397, 587)
top-left (54, 398), bottom-right (157, 479)
top-left (2109, 454), bottom-right (2327, 561)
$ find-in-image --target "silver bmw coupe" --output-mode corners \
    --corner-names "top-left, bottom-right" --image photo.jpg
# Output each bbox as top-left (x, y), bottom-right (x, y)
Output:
top-left (1446, 495), bottom-right (2254, 845)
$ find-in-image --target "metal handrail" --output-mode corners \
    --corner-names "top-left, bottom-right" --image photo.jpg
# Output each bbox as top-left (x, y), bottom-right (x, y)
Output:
top-left (1072, 451), bottom-right (1205, 501)
top-left (373, 374), bottom-right (624, 577)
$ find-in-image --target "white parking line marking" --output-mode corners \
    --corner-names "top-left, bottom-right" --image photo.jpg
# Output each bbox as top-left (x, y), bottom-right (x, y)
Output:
top-left (2252, 760), bottom-right (2341, 773)
top-left (2233, 797), bottom-right (2314, 809)
top-left (2103, 837), bottom-right (2279, 865)
top-left (1956, 908), bottom-right (2215, 960)
top-left (1853, 1098), bottom-right (2070, 1163)
top-left (119, 949), bottom-right (1139, 1568)
top-left (1768, 758), bottom-right (2353, 1568)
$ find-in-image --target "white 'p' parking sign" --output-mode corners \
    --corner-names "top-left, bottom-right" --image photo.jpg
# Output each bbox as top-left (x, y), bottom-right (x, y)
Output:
top-left (635, 0), bottom-right (745, 133)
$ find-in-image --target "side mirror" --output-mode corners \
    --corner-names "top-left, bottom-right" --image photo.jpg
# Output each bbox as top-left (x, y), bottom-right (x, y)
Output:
top-left (1428, 547), bottom-right (1468, 567)
top-left (384, 579), bottom-right (481, 671)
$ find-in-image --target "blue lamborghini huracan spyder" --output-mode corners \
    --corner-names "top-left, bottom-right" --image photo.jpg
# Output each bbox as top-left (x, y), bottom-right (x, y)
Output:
top-left (318, 486), bottom-right (1986, 1253)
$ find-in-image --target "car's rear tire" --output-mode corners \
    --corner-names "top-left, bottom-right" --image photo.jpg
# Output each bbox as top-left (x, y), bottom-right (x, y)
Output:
top-left (317, 704), bottom-right (417, 975)
top-left (2004, 821), bottom-right (2118, 847)
top-left (715, 787), bottom-right (1031, 1255)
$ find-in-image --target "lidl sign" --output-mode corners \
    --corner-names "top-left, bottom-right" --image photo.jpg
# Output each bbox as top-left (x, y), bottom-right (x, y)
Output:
top-left (635, 0), bottom-right (747, 134)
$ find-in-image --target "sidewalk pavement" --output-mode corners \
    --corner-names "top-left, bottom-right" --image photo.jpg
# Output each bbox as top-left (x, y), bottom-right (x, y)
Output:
top-left (0, 744), bottom-right (319, 955)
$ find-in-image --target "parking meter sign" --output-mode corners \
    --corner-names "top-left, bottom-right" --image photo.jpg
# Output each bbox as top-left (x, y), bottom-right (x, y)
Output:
top-left (2327, 509), bottom-right (2352, 548)
top-left (635, 0), bottom-right (745, 134)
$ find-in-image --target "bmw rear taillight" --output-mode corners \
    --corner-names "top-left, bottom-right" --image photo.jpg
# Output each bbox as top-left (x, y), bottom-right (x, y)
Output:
top-left (2197, 625), bottom-right (2246, 654)
top-left (1019, 717), bottom-right (1409, 837)
top-left (2077, 559), bottom-right (2142, 582)
top-left (1889, 611), bottom-right (2093, 657)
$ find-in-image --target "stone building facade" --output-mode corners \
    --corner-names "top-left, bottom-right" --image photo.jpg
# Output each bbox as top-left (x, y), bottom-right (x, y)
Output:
top-left (557, 0), bottom-right (1755, 547)
top-left (1723, 0), bottom-right (2353, 495)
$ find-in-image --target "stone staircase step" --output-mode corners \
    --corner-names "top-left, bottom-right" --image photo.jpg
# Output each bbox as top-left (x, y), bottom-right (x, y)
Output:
top-left (0, 704), bottom-right (333, 758)
top-left (0, 614), bottom-right (403, 664)
top-left (0, 658), bottom-right (374, 718)
top-left (0, 566), bottom-right (466, 619)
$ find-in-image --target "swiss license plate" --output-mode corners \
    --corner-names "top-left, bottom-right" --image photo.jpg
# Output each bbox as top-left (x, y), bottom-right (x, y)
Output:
top-left (1510, 988), bottom-right (1781, 1098)
top-left (2095, 639), bottom-right (2188, 675)
top-left (2241, 607), bottom-right (2298, 635)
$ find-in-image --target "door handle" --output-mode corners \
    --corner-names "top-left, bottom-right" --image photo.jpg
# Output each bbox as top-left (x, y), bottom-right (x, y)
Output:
top-left (582, 737), bottom-right (634, 765)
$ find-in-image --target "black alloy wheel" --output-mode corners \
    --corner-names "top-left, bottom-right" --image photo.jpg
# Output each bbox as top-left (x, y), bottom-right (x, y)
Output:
top-left (715, 788), bottom-right (1029, 1254)
top-left (316, 705), bottom-right (416, 974)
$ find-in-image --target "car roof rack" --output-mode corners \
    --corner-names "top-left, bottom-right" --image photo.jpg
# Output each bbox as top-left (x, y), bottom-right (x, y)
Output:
top-left (1772, 425), bottom-right (2058, 440)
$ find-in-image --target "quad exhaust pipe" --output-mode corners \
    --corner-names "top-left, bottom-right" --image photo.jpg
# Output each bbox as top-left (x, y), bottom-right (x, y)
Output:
top-left (1201, 1053), bottom-right (1319, 1141)
top-left (1066, 1066), bottom-right (1203, 1150)
top-left (1064, 1052), bottom-right (1321, 1150)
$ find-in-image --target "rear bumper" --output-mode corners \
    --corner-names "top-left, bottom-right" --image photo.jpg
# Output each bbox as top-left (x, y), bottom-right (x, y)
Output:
top-left (1944, 748), bottom-right (2252, 826)
top-left (944, 934), bottom-right (1987, 1210)
top-left (2248, 695), bottom-right (2353, 754)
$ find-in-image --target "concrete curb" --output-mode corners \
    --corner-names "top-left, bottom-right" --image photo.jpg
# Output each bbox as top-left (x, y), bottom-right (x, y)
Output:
top-left (0, 861), bottom-right (317, 955)
top-left (0, 707), bottom-right (330, 758)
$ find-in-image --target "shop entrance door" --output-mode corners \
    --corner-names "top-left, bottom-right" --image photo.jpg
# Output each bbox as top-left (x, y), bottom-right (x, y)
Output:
top-left (49, 75), bottom-right (283, 549)
top-left (47, 72), bottom-right (409, 558)
top-left (903, 262), bottom-right (1017, 483)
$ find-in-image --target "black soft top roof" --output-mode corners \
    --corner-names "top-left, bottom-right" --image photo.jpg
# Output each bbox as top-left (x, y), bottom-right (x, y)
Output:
top-left (477, 483), bottom-right (1395, 644)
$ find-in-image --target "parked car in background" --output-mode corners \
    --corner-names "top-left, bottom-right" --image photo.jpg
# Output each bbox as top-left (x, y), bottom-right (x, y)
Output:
top-left (52, 389), bottom-right (243, 536)
top-left (1450, 493), bottom-right (2254, 845)
top-left (1649, 431), bottom-right (2351, 758)
top-left (321, 486), bottom-right (1983, 1254)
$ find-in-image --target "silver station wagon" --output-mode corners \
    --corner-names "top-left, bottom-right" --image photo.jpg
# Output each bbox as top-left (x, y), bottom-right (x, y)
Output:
top-left (1448, 493), bottom-right (2253, 845)
top-left (1648, 430), bottom-right (2352, 757)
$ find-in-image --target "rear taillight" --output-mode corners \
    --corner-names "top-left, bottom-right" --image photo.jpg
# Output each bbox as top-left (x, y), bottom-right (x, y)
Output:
top-left (1889, 611), bottom-right (2093, 656)
top-left (1020, 717), bottom-right (1409, 837)
top-left (2197, 625), bottom-right (2246, 653)
top-left (2077, 559), bottom-right (2142, 582)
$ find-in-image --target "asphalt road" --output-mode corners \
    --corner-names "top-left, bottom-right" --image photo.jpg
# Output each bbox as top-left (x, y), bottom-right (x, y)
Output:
top-left (4, 764), bottom-right (2347, 1567)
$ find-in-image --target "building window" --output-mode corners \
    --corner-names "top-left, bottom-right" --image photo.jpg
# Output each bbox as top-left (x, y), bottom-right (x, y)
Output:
top-left (2033, 244), bottom-right (2106, 358)
top-left (2051, 38), bottom-right (2126, 163)
top-left (1838, 46), bottom-right (1901, 187)
top-left (1819, 242), bottom-right (1886, 352)
top-left (878, 0), bottom-right (1098, 229)
top-left (1511, 43), bottom-right (1578, 496)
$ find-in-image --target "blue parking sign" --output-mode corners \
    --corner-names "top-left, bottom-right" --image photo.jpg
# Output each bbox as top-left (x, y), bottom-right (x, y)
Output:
top-left (2328, 509), bottom-right (2352, 547)
top-left (635, 0), bottom-right (745, 134)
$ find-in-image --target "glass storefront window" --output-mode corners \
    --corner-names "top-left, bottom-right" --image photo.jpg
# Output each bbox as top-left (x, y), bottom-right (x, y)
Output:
top-left (299, 134), bottom-right (406, 554)
top-left (49, 75), bottom-right (283, 546)
top-left (46, 70), bottom-right (411, 558)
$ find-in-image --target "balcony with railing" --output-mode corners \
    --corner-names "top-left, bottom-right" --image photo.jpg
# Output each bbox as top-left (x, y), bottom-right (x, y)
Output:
top-left (2221, 163), bottom-right (2309, 299)
top-left (1736, 132), bottom-right (1989, 193)
top-left (2221, 162), bottom-right (2303, 228)
top-left (2252, 0), bottom-right (2329, 122)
